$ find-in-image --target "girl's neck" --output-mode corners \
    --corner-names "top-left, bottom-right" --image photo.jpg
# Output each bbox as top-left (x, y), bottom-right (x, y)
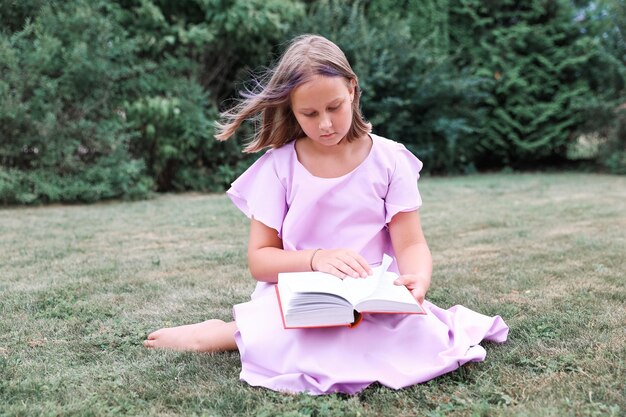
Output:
top-left (294, 134), bottom-right (372, 178)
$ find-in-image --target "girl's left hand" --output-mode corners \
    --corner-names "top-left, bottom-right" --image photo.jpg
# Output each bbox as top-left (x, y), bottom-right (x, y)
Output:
top-left (393, 274), bottom-right (429, 304)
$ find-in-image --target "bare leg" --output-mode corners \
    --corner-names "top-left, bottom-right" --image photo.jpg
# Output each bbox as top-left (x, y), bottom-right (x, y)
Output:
top-left (143, 319), bottom-right (238, 352)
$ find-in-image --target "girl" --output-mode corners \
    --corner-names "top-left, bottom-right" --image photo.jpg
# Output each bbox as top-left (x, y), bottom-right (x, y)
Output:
top-left (144, 34), bottom-right (509, 395)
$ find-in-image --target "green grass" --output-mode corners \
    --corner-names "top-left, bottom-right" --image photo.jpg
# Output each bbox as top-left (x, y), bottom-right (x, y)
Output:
top-left (1, 173), bottom-right (624, 416)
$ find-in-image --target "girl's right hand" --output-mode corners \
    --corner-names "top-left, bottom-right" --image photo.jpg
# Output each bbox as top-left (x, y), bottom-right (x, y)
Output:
top-left (311, 249), bottom-right (373, 279)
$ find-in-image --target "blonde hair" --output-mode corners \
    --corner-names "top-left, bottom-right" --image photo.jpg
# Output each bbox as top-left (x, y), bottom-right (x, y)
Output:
top-left (215, 34), bottom-right (371, 152)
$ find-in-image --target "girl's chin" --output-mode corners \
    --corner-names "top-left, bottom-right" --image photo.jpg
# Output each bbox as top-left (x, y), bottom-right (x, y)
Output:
top-left (305, 133), bottom-right (346, 147)
top-left (317, 133), bottom-right (345, 145)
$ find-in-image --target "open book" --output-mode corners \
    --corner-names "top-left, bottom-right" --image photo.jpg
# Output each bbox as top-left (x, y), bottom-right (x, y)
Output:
top-left (275, 255), bottom-right (426, 329)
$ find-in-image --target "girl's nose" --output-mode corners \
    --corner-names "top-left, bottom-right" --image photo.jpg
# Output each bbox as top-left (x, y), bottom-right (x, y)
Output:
top-left (319, 114), bottom-right (332, 130)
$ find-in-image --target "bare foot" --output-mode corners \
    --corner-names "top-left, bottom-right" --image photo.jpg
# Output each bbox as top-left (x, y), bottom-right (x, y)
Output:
top-left (143, 319), bottom-right (238, 352)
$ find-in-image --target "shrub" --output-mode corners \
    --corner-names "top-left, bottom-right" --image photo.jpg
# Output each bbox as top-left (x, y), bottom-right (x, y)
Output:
top-left (449, 0), bottom-right (626, 169)
top-left (0, 0), bottom-right (152, 204)
top-left (299, 0), bottom-right (486, 174)
top-left (0, 0), bottom-right (305, 203)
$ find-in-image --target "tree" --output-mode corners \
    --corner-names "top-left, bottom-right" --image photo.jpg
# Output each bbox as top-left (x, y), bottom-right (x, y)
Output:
top-left (449, 0), bottom-right (626, 169)
top-left (112, 0), bottom-right (306, 191)
top-left (298, 0), bottom-right (487, 174)
top-left (0, 0), bottom-right (306, 203)
top-left (0, 1), bottom-right (151, 203)
top-left (575, 0), bottom-right (626, 173)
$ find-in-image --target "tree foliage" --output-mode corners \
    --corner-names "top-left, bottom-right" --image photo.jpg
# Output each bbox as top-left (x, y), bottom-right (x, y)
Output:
top-left (299, 0), bottom-right (488, 173)
top-left (0, 1), bottom-right (151, 204)
top-left (449, 0), bottom-right (625, 168)
top-left (581, 0), bottom-right (626, 173)
top-left (0, 0), bottom-right (624, 204)
top-left (0, 0), bottom-right (303, 203)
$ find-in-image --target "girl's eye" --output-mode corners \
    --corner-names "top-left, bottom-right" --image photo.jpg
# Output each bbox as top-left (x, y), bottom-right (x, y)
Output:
top-left (301, 103), bottom-right (340, 117)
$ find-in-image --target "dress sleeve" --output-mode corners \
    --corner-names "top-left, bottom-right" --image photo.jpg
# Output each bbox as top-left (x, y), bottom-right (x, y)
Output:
top-left (384, 145), bottom-right (423, 224)
top-left (227, 150), bottom-right (287, 236)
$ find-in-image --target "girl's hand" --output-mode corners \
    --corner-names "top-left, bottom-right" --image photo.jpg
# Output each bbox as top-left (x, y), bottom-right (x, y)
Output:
top-left (311, 249), bottom-right (373, 279)
top-left (393, 274), bottom-right (429, 304)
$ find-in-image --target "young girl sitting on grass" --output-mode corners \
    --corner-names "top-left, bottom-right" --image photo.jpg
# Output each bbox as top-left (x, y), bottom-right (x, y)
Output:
top-left (144, 34), bottom-right (509, 395)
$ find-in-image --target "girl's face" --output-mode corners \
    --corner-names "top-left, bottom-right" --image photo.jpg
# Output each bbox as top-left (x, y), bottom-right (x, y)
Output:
top-left (290, 76), bottom-right (355, 146)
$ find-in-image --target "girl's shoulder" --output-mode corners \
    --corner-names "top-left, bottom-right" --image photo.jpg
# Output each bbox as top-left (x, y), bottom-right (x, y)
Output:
top-left (250, 140), bottom-right (296, 185)
top-left (370, 133), bottom-right (409, 152)
top-left (369, 133), bottom-right (423, 182)
top-left (269, 139), bottom-right (297, 159)
top-left (250, 140), bottom-right (295, 168)
top-left (369, 133), bottom-right (419, 167)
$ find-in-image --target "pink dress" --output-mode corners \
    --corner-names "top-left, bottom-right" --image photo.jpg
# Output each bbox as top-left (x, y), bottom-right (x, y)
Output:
top-left (227, 134), bottom-right (509, 395)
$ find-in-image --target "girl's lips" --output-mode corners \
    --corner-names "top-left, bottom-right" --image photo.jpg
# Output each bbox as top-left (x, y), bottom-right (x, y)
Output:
top-left (320, 132), bottom-right (335, 138)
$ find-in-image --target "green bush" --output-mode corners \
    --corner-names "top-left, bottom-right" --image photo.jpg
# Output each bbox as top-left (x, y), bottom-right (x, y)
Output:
top-left (117, 0), bottom-right (304, 192)
top-left (125, 80), bottom-right (217, 191)
top-left (0, 0), bottom-right (304, 204)
top-left (0, 0), bottom-right (50, 33)
top-left (1, 0), bottom-right (624, 206)
top-left (299, 0), bottom-right (486, 174)
top-left (449, 0), bottom-right (626, 169)
top-left (600, 111), bottom-right (626, 174)
top-left (0, 1), bottom-right (152, 204)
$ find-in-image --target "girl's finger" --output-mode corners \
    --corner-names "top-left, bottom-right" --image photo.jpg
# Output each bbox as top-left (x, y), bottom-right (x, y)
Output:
top-left (322, 264), bottom-right (350, 279)
top-left (412, 290), bottom-right (424, 304)
top-left (334, 259), bottom-right (362, 278)
top-left (393, 277), bottom-right (407, 286)
top-left (356, 255), bottom-right (374, 276)
top-left (340, 251), bottom-right (373, 276)
top-left (340, 256), bottom-right (369, 278)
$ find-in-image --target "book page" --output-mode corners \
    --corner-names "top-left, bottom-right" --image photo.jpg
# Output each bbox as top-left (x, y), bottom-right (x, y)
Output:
top-left (352, 255), bottom-right (423, 313)
top-left (339, 275), bottom-right (382, 305)
top-left (279, 255), bottom-right (397, 307)
top-left (276, 254), bottom-right (424, 325)
top-left (338, 255), bottom-right (394, 305)
top-left (277, 272), bottom-right (355, 327)
top-left (354, 271), bottom-right (422, 313)
top-left (279, 271), bottom-right (346, 297)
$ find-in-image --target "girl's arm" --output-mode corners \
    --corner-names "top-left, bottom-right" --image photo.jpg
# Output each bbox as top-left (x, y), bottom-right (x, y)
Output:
top-left (247, 219), bottom-right (310, 282)
top-left (388, 210), bottom-right (432, 303)
top-left (247, 219), bottom-right (371, 282)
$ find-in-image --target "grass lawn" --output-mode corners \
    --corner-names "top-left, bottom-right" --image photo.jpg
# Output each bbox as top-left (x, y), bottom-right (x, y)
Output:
top-left (1, 173), bottom-right (624, 416)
